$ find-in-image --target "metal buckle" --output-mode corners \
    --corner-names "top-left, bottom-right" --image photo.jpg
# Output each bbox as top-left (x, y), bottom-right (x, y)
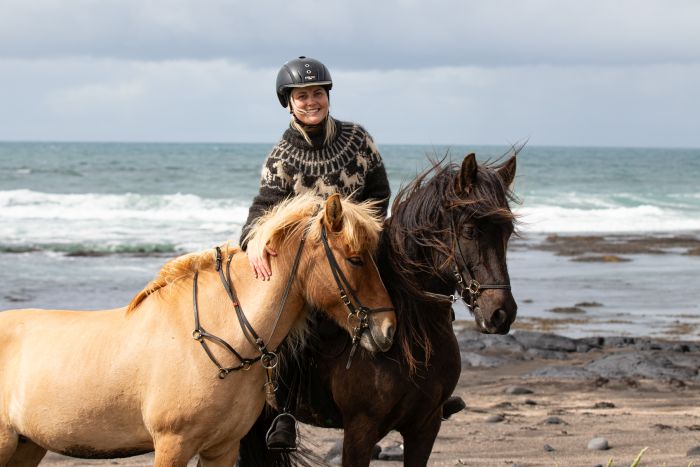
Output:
top-left (467, 280), bottom-right (481, 295)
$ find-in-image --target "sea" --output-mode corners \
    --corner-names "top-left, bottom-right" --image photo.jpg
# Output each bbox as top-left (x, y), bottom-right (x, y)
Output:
top-left (1, 142), bottom-right (699, 339)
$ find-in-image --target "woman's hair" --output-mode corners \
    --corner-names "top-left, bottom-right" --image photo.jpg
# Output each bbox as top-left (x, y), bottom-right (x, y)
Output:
top-left (290, 116), bottom-right (336, 146)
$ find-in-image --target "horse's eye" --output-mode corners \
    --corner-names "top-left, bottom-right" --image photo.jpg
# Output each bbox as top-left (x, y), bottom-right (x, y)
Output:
top-left (461, 227), bottom-right (475, 239)
top-left (347, 256), bottom-right (365, 267)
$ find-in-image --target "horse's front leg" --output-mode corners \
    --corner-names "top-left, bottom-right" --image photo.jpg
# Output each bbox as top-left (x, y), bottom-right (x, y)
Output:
top-left (342, 414), bottom-right (380, 467)
top-left (153, 434), bottom-right (197, 467)
top-left (399, 414), bottom-right (442, 467)
top-left (197, 440), bottom-right (240, 467)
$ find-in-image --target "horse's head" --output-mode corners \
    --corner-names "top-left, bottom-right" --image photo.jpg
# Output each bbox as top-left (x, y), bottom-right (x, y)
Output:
top-left (450, 153), bottom-right (517, 334)
top-left (309, 195), bottom-right (396, 352)
top-left (253, 194), bottom-right (396, 353)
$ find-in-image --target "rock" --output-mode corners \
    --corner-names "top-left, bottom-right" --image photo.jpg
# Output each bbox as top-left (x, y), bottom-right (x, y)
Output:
top-left (585, 352), bottom-right (697, 380)
top-left (512, 331), bottom-right (578, 352)
top-left (485, 414), bottom-right (505, 423)
top-left (544, 416), bottom-right (566, 425)
top-left (687, 446), bottom-right (700, 457)
top-left (505, 386), bottom-right (533, 395)
top-left (587, 437), bottom-right (609, 450)
top-left (593, 401), bottom-right (616, 409)
top-left (461, 352), bottom-right (513, 368)
top-left (378, 443), bottom-right (403, 461)
top-left (527, 365), bottom-right (596, 379)
top-left (684, 247), bottom-right (700, 256)
top-left (525, 348), bottom-right (572, 360)
top-left (544, 444), bottom-right (555, 452)
top-left (324, 440), bottom-right (343, 462)
top-left (524, 399), bottom-right (538, 405)
top-left (371, 444), bottom-right (381, 459)
top-left (572, 255), bottom-right (631, 262)
top-left (575, 301), bottom-right (603, 307)
top-left (548, 306), bottom-right (586, 314)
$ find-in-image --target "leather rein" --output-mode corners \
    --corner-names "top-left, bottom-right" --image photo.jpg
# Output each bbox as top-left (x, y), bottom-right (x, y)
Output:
top-left (192, 222), bottom-right (393, 398)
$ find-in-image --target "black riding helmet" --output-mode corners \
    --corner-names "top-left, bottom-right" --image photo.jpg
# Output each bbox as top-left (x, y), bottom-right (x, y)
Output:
top-left (276, 56), bottom-right (333, 108)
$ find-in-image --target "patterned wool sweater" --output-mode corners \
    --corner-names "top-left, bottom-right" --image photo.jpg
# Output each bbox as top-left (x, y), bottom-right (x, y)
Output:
top-left (240, 118), bottom-right (390, 247)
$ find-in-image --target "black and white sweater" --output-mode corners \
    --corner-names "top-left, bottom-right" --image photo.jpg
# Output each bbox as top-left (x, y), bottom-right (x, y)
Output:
top-left (240, 118), bottom-right (390, 247)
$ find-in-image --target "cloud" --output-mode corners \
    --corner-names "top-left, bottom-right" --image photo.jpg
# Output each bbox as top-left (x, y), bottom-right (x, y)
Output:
top-left (1, 0), bottom-right (699, 68)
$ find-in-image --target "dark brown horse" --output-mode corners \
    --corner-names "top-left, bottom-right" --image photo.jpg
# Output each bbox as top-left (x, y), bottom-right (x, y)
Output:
top-left (239, 153), bottom-right (518, 466)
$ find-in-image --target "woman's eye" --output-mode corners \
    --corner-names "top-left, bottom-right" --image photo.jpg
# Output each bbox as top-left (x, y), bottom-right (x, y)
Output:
top-left (347, 257), bottom-right (365, 267)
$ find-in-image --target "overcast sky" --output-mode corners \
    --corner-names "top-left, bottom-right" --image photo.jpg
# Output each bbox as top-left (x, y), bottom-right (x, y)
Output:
top-left (1, 0), bottom-right (698, 147)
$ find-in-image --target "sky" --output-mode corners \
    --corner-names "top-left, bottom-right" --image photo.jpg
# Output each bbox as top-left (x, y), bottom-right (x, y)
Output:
top-left (1, 0), bottom-right (698, 147)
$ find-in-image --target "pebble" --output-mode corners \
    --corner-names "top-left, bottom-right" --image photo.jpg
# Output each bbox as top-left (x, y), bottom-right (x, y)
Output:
top-left (687, 446), bottom-right (700, 457)
top-left (544, 416), bottom-right (566, 425)
top-left (378, 443), bottom-right (403, 461)
top-left (324, 440), bottom-right (343, 462)
top-left (505, 386), bottom-right (533, 395)
top-left (587, 437), bottom-right (609, 450)
top-left (593, 401), bottom-right (616, 409)
top-left (485, 414), bottom-right (505, 423)
top-left (544, 444), bottom-right (555, 452)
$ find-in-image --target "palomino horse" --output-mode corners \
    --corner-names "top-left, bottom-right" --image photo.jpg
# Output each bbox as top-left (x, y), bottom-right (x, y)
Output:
top-left (0, 193), bottom-right (396, 467)
top-left (240, 153), bottom-right (518, 466)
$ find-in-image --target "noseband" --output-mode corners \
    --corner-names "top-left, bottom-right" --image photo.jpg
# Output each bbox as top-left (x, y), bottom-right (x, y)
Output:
top-left (449, 222), bottom-right (511, 315)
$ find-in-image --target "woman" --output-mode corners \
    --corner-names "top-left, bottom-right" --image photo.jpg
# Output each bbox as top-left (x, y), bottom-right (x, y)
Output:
top-left (240, 56), bottom-right (390, 281)
top-left (239, 57), bottom-right (465, 453)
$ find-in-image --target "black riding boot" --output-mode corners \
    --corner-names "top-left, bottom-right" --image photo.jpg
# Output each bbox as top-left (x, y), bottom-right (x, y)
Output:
top-left (441, 395), bottom-right (466, 420)
top-left (265, 413), bottom-right (298, 452)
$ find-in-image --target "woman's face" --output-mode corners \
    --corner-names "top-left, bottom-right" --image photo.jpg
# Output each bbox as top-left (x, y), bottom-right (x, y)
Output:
top-left (289, 85), bottom-right (329, 126)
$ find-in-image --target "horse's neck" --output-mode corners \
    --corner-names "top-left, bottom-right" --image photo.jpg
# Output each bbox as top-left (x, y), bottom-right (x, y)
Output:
top-left (173, 253), bottom-right (307, 355)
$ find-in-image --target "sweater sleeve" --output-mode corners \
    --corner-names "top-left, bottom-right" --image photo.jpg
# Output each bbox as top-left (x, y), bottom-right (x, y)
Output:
top-left (360, 164), bottom-right (391, 220)
top-left (239, 153), bottom-right (293, 250)
top-left (358, 130), bottom-right (391, 220)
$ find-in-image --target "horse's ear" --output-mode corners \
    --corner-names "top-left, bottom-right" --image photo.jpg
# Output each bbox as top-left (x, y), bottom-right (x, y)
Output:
top-left (456, 153), bottom-right (477, 194)
top-left (497, 155), bottom-right (517, 188)
top-left (324, 194), bottom-right (344, 232)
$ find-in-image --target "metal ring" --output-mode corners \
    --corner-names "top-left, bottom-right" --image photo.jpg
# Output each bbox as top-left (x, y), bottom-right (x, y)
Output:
top-left (218, 369), bottom-right (229, 379)
top-left (262, 352), bottom-right (278, 370)
top-left (192, 330), bottom-right (203, 341)
top-left (467, 280), bottom-right (481, 295)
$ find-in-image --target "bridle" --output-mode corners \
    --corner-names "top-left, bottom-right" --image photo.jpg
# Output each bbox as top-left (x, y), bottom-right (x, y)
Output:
top-left (320, 227), bottom-right (394, 369)
top-left (192, 218), bottom-right (394, 400)
top-left (448, 220), bottom-right (511, 316)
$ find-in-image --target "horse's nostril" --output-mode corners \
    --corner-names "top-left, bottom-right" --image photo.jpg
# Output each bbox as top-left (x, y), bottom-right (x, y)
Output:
top-left (491, 309), bottom-right (508, 327)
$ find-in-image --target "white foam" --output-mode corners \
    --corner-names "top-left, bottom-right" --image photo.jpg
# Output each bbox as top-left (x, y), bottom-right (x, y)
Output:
top-left (517, 204), bottom-right (700, 233)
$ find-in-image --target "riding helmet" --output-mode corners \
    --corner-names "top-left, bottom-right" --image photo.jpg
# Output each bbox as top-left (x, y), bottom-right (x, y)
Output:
top-left (276, 56), bottom-right (333, 107)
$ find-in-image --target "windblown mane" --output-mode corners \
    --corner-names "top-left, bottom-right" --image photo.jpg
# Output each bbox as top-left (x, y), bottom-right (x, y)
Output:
top-left (378, 156), bottom-right (518, 373)
top-left (126, 193), bottom-right (383, 313)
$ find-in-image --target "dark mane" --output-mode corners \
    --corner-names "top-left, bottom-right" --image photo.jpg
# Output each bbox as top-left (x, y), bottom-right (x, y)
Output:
top-left (377, 156), bottom-right (518, 374)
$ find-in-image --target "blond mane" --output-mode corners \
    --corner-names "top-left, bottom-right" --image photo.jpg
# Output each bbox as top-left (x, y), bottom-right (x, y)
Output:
top-left (126, 193), bottom-right (383, 314)
top-left (245, 193), bottom-right (383, 260)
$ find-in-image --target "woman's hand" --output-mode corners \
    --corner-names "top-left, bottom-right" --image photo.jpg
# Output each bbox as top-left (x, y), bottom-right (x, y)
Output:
top-left (249, 245), bottom-right (277, 281)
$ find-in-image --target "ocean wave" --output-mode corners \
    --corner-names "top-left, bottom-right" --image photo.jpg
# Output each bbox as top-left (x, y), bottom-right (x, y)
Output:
top-left (0, 242), bottom-right (179, 256)
top-left (0, 189), bottom-right (249, 222)
top-left (517, 204), bottom-right (700, 233)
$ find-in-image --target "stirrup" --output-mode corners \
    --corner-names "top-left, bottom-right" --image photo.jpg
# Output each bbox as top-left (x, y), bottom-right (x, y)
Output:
top-left (265, 412), bottom-right (298, 452)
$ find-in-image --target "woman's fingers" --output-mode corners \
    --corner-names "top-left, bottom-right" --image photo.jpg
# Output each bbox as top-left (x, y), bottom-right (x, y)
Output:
top-left (249, 249), bottom-right (273, 281)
